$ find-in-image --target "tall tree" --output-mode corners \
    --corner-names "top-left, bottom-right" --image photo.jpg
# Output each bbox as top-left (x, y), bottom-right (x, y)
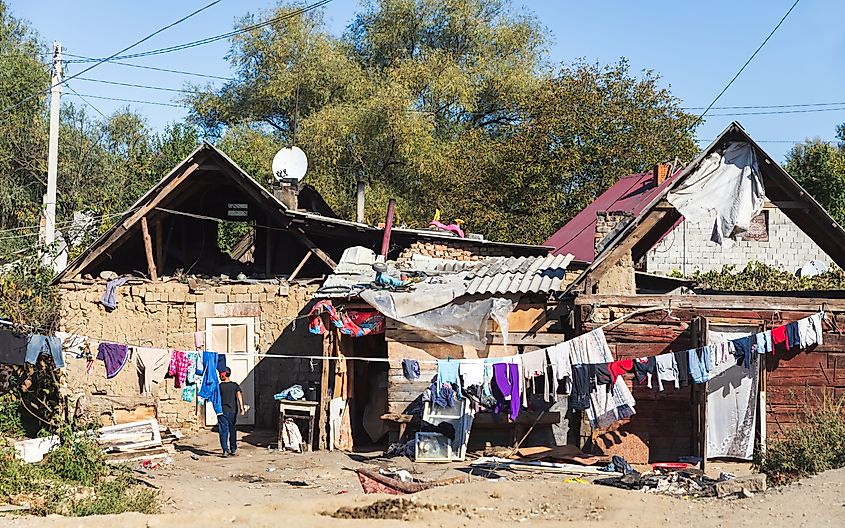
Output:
top-left (186, 0), bottom-right (697, 243)
top-left (785, 126), bottom-right (845, 227)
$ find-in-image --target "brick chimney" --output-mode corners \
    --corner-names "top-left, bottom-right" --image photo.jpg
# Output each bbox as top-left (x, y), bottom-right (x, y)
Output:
top-left (595, 210), bottom-right (634, 256)
top-left (274, 182), bottom-right (299, 210)
top-left (653, 163), bottom-right (671, 187)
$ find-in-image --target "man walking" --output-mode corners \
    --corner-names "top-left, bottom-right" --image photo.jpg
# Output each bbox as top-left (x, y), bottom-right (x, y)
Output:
top-left (217, 367), bottom-right (245, 457)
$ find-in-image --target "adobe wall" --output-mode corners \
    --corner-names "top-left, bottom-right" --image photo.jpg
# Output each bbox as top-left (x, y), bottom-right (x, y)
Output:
top-left (645, 206), bottom-right (833, 275)
top-left (57, 279), bottom-right (321, 431)
top-left (396, 240), bottom-right (516, 266)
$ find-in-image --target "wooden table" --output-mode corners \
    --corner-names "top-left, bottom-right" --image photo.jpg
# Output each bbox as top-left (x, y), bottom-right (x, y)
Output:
top-left (278, 400), bottom-right (319, 452)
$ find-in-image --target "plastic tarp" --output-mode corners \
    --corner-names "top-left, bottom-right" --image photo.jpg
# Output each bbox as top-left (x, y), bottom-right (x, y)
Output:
top-left (668, 141), bottom-right (765, 246)
top-left (361, 290), bottom-right (514, 349)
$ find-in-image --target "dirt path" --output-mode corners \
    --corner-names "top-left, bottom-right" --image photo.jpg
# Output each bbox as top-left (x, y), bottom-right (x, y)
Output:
top-left (4, 429), bottom-right (845, 527)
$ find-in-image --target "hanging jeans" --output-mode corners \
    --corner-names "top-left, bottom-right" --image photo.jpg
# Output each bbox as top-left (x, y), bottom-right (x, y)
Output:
top-left (493, 363), bottom-right (520, 420)
top-left (217, 412), bottom-right (238, 454)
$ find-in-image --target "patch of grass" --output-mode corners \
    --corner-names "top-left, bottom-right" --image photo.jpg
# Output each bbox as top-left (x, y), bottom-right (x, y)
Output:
top-left (0, 432), bottom-right (160, 516)
top-left (0, 395), bottom-right (26, 437)
top-left (754, 396), bottom-right (845, 484)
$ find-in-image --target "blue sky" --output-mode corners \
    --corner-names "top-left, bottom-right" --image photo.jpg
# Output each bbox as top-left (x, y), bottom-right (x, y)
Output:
top-left (8, 0), bottom-right (845, 162)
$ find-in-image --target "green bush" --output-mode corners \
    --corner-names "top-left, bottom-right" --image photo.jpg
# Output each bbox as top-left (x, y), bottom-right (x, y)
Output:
top-left (0, 432), bottom-right (159, 516)
top-left (754, 396), bottom-right (845, 484)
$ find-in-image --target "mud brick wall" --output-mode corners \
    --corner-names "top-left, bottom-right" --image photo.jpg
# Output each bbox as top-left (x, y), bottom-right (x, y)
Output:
top-left (396, 240), bottom-right (516, 266)
top-left (57, 279), bottom-right (321, 430)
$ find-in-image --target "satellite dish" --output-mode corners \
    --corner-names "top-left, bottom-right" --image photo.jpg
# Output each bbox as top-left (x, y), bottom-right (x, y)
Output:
top-left (799, 260), bottom-right (829, 277)
top-left (272, 146), bottom-right (308, 182)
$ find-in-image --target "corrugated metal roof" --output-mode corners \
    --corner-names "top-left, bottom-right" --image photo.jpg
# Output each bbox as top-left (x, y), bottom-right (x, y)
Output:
top-left (542, 169), bottom-right (682, 262)
top-left (463, 254), bottom-right (574, 295)
top-left (314, 247), bottom-right (574, 299)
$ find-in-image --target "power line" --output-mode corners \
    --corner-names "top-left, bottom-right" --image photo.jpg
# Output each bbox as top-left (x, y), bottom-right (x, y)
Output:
top-left (707, 107), bottom-right (845, 116)
top-left (696, 0), bottom-right (801, 123)
top-left (685, 101), bottom-right (845, 110)
top-left (65, 85), bottom-right (108, 119)
top-left (76, 76), bottom-right (196, 94)
top-left (65, 0), bottom-right (334, 64)
top-left (65, 92), bottom-right (187, 108)
top-left (64, 54), bottom-right (235, 81)
top-left (0, 0), bottom-right (222, 117)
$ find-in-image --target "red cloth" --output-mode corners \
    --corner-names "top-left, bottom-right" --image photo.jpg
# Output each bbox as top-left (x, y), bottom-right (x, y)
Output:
top-left (771, 325), bottom-right (789, 350)
top-left (608, 358), bottom-right (634, 384)
top-left (168, 350), bottom-right (191, 388)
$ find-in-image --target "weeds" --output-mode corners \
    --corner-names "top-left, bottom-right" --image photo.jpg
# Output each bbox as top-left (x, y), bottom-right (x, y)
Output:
top-left (754, 396), bottom-right (845, 484)
top-left (0, 432), bottom-right (159, 516)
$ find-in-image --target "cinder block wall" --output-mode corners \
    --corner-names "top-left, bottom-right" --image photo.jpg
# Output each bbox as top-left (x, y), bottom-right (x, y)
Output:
top-left (58, 279), bottom-right (320, 431)
top-left (645, 207), bottom-right (833, 276)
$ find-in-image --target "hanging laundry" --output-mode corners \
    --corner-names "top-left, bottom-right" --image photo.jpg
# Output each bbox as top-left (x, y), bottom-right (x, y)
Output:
top-left (168, 350), bottom-right (191, 388)
top-left (569, 328), bottom-right (635, 428)
top-left (654, 353), bottom-right (678, 391)
top-left (25, 334), bottom-right (64, 368)
top-left (798, 313), bottom-right (824, 348)
top-left (459, 360), bottom-right (484, 390)
top-left (100, 277), bottom-right (128, 311)
top-left (633, 357), bottom-right (656, 388)
top-left (97, 342), bottom-right (129, 379)
top-left (0, 329), bottom-right (28, 366)
top-left (688, 347), bottom-right (711, 384)
top-left (136, 347), bottom-right (170, 394)
top-left (492, 362), bottom-right (520, 420)
top-left (56, 331), bottom-right (88, 359)
top-left (520, 349), bottom-right (549, 401)
top-left (545, 341), bottom-right (572, 395)
top-left (194, 331), bottom-right (205, 349)
top-left (594, 363), bottom-right (612, 387)
top-left (423, 381), bottom-right (456, 408)
top-left (786, 321), bottom-right (801, 350)
top-left (402, 359), bottom-right (420, 380)
top-left (436, 359), bottom-right (462, 399)
top-left (730, 336), bottom-right (755, 369)
top-left (186, 352), bottom-right (200, 384)
top-left (569, 364), bottom-right (593, 411)
top-left (307, 300), bottom-right (385, 337)
top-left (216, 354), bottom-right (228, 374)
top-left (754, 331), bottom-right (772, 355)
top-left (198, 351), bottom-right (222, 415)
top-left (608, 359), bottom-right (633, 384)
top-left (181, 384), bottom-right (197, 403)
top-left (771, 325), bottom-right (788, 350)
top-left (673, 350), bottom-right (690, 388)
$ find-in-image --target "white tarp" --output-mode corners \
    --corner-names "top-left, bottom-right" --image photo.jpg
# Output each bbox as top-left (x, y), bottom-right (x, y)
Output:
top-left (668, 142), bottom-right (765, 245)
top-left (707, 328), bottom-right (759, 460)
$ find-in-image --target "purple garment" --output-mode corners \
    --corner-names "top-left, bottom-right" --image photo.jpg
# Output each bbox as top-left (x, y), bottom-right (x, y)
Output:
top-left (97, 342), bottom-right (129, 379)
top-left (493, 363), bottom-right (520, 420)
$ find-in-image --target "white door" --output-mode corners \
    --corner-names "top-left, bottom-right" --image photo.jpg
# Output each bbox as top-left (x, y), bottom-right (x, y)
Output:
top-left (204, 317), bottom-right (256, 426)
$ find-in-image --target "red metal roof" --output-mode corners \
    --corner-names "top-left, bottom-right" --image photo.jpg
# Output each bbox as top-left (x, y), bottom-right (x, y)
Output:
top-left (544, 169), bottom-right (680, 262)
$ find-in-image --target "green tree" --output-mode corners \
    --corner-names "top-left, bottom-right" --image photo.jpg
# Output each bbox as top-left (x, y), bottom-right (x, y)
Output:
top-left (785, 127), bottom-right (845, 226)
top-left (191, 1), bottom-right (698, 243)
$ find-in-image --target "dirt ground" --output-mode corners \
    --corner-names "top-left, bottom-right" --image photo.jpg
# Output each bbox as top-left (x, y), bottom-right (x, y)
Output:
top-left (4, 428), bottom-right (845, 527)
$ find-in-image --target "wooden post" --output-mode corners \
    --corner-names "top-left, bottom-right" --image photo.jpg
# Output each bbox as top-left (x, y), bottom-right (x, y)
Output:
top-left (154, 218), bottom-right (164, 272)
top-left (317, 330), bottom-right (333, 451)
top-left (265, 223), bottom-right (273, 276)
top-left (140, 216), bottom-right (157, 281)
top-left (759, 336), bottom-right (767, 458)
top-left (288, 251), bottom-right (312, 282)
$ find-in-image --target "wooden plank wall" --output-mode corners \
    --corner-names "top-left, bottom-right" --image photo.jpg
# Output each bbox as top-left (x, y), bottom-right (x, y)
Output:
top-left (580, 303), bottom-right (845, 461)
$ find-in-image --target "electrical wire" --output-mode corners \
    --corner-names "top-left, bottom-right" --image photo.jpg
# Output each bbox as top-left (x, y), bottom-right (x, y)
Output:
top-left (65, 92), bottom-right (187, 108)
top-left (65, 84), bottom-right (108, 119)
top-left (685, 101), bottom-right (845, 110)
top-left (63, 54), bottom-right (235, 81)
top-left (65, 0), bottom-right (334, 64)
top-left (76, 76), bottom-right (196, 94)
top-left (0, 0), bottom-right (222, 117)
top-left (695, 0), bottom-right (801, 123)
top-left (707, 107), bottom-right (845, 117)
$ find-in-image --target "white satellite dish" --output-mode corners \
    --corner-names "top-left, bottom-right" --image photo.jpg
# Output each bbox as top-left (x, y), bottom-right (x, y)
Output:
top-left (799, 259), bottom-right (829, 277)
top-left (272, 146), bottom-right (308, 182)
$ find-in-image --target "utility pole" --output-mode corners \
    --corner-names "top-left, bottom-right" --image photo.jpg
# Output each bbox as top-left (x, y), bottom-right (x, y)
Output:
top-left (44, 41), bottom-right (62, 249)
